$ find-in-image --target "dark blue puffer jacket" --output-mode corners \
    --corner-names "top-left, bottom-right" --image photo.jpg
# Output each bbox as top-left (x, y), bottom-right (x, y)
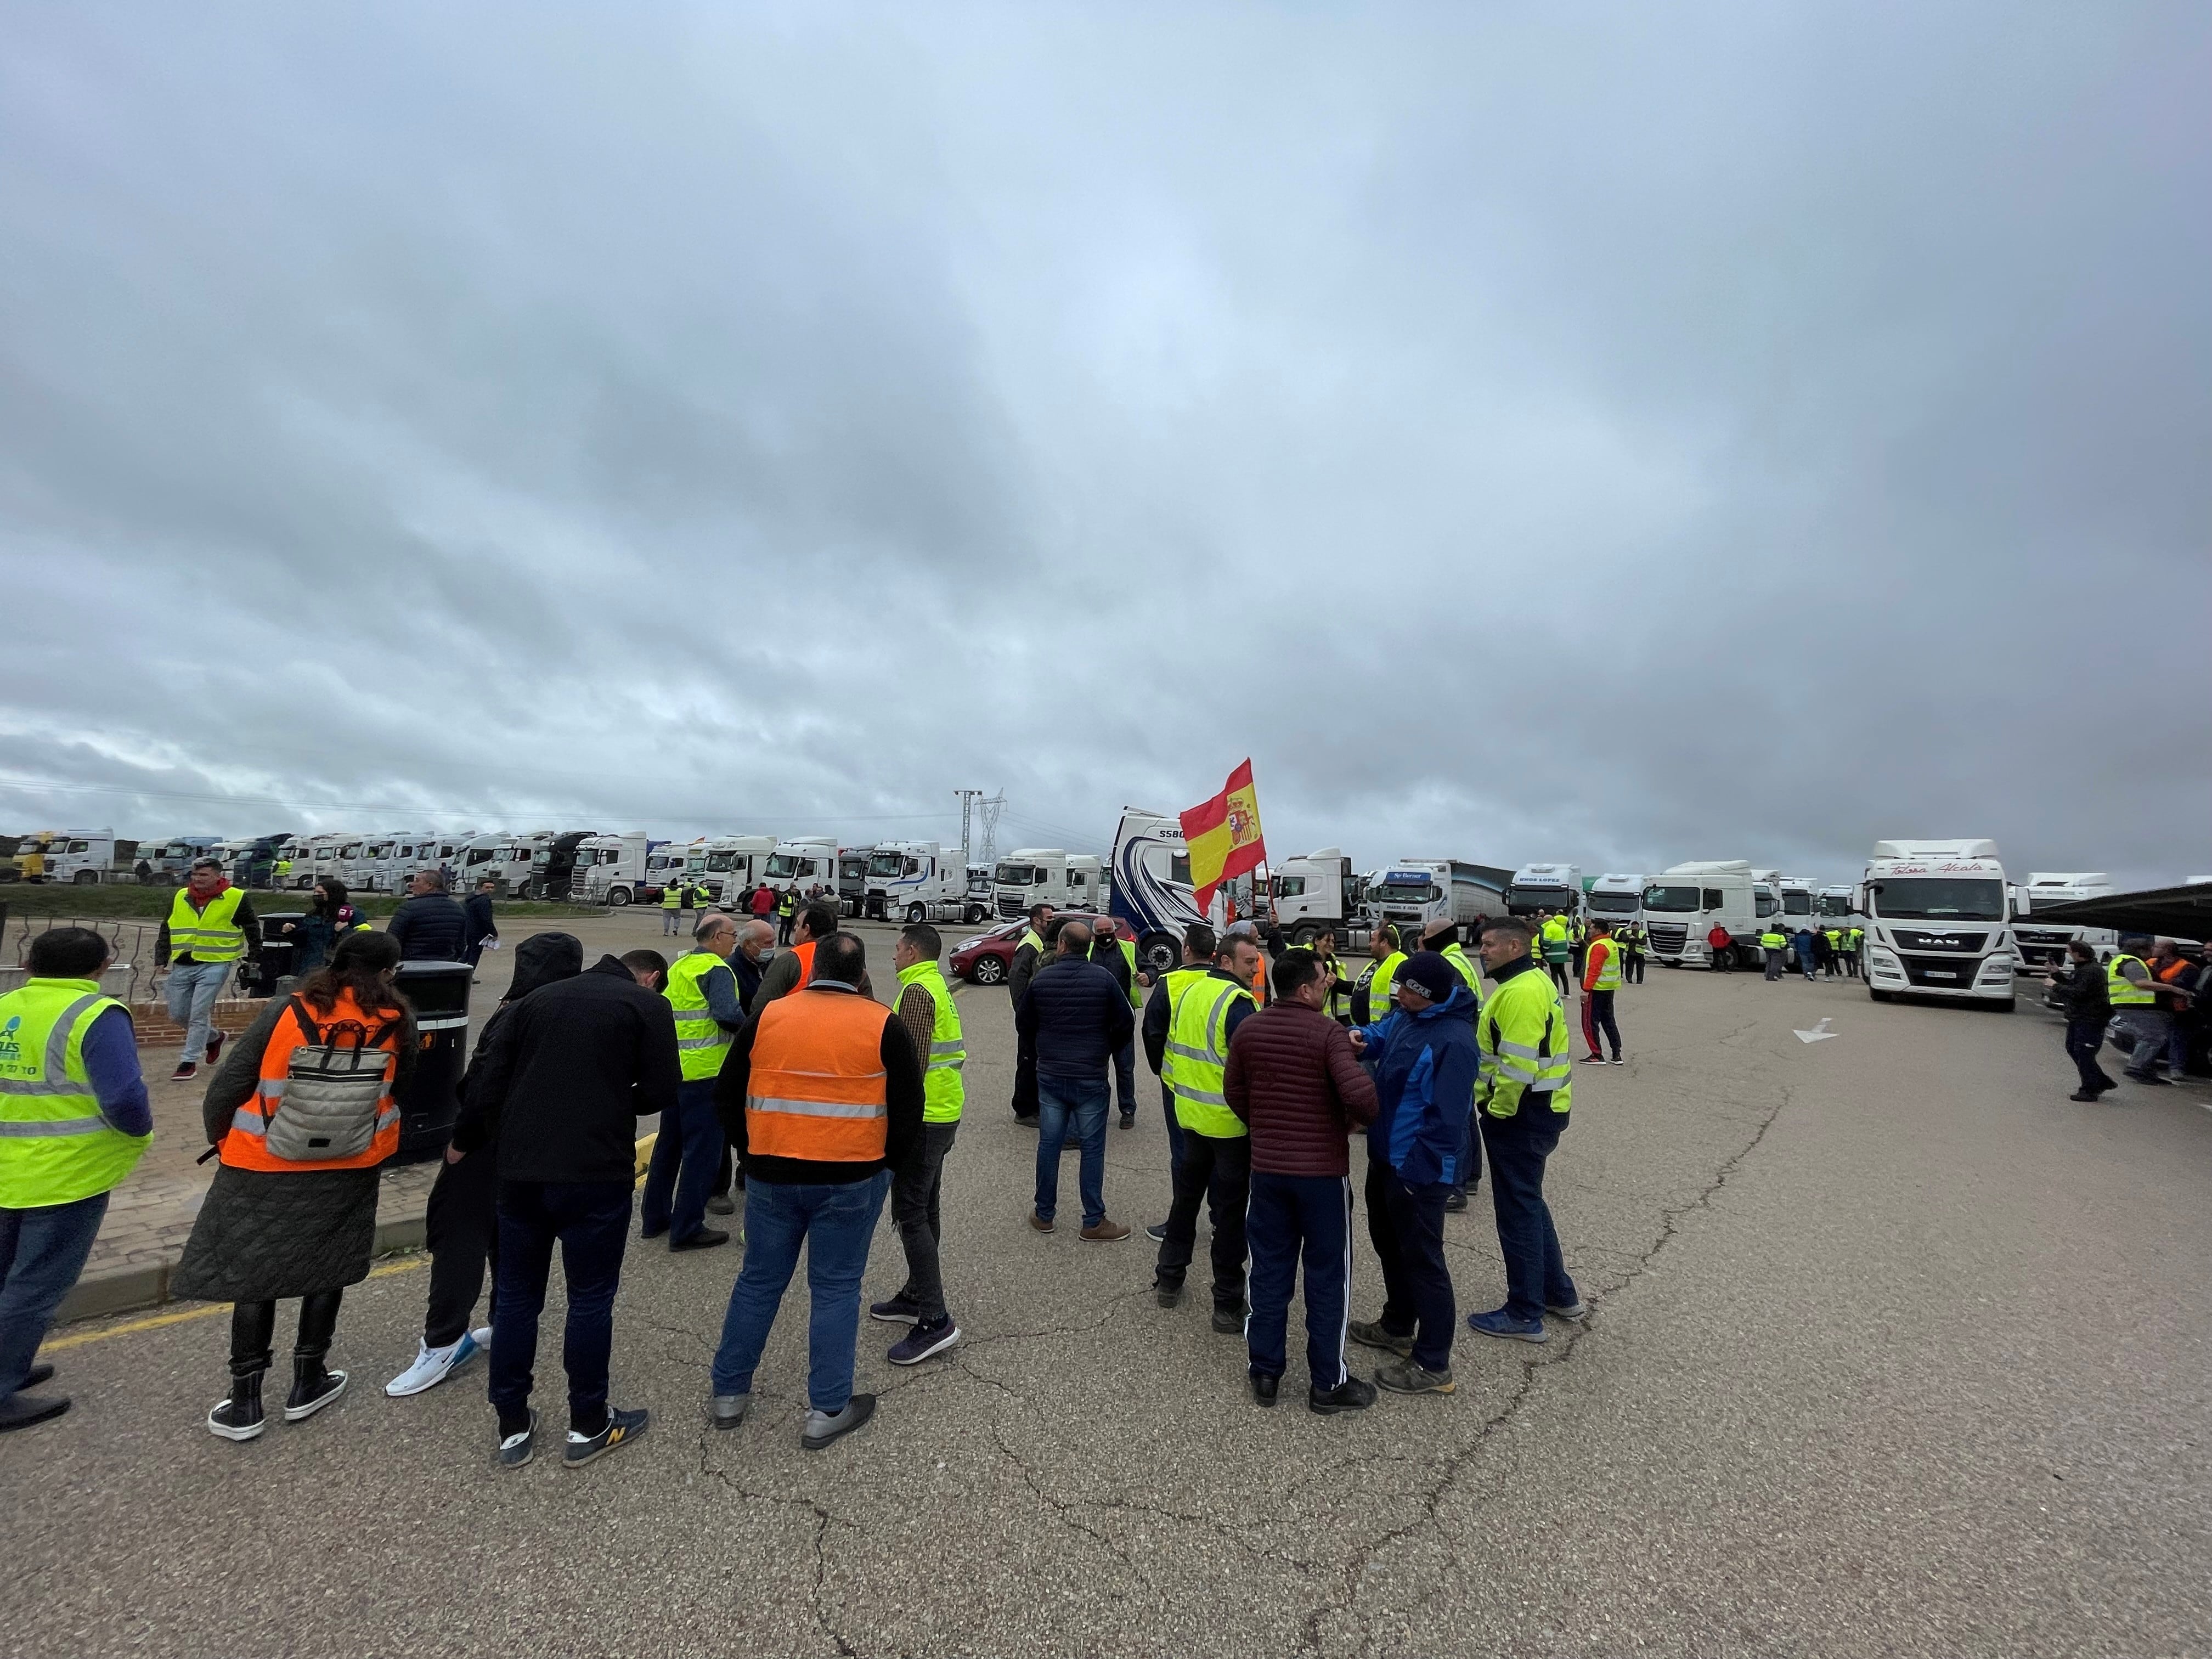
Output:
top-left (1017, 956), bottom-right (1136, 1081)
top-left (1355, 984), bottom-right (1480, 1187)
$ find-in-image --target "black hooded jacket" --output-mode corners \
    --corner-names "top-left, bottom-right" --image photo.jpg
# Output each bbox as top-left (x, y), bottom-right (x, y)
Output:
top-left (451, 937), bottom-right (681, 1183)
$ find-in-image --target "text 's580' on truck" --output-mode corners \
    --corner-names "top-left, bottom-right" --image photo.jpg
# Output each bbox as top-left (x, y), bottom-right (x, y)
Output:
top-left (1859, 840), bottom-right (2016, 1010)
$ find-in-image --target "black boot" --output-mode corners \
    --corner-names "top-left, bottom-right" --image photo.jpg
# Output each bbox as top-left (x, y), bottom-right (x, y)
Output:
top-left (285, 1353), bottom-right (348, 1423)
top-left (207, 1369), bottom-right (267, 1441)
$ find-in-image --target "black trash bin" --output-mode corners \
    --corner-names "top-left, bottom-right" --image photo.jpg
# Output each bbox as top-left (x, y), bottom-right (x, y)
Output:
top-left (392, 960), bottom-right (473, 1163)
top-left (248, 914), bottom-right (304, 996)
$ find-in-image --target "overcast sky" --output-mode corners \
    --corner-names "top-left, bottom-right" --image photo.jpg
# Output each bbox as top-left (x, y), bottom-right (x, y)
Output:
top-left (3, 3), bottom-right (2207, 888)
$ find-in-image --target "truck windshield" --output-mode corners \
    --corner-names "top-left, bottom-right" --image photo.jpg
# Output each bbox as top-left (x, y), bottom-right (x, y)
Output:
top-left (839, 859), bottom-right (868, 881)
top-left (1870, 879), bottom-right (2005, 921)
top-left (1587, 891), bottom-right (1639, 914)
top-left (706, 851), bottom-right (735, 872)
top-left (765, 855), bottom-right (803, 879)
top-left (994, 862), bottom-right (1039, 885)
top-left (1506, 886), bottom-right (1570, 911)
top-left (1783, 893), bottom-right (1813, 916)
top-left (1643, 884), bottom-right (1700, 912)
top-left (867, 851), bottom-right (905, 879)
top-left (1815, 894), bottom-right (1854, 918)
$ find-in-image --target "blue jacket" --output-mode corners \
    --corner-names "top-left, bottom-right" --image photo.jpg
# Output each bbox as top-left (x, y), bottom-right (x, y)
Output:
top-left (1356, 984), bottom-right (1480, 1187)
top-left (1017, 955), bottom-right (1136, 1081)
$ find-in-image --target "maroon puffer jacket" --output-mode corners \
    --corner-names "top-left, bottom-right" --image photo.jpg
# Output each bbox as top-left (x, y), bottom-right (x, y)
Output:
top-left (1224, 1001), bottom-right (1379, 1177)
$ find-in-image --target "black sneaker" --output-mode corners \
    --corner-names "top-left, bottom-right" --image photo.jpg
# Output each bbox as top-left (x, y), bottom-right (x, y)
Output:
top-left (1155, 1282), bottom-right (1183, 1308)
top-left (887, 1317), bottom-right (960, 1366)
top-left (498, 1410), bottom-right (538, 1468)
top-left (1347, 1319), bottom-right (1413, 1357)
top-left (1146, 1222), bottom-right (1167, 1242)
top-left (171, 1060), bottom-right (199, 1082)
top-left (1210, 1304), bottom-right (1246, 1335)
top-left (1309, 1375), bottom-right (1377, 1415)
top-left (801, 1393), bottom-right (876, 1451)
top-left (1443, 1188), bottom-right (1468, 1213)
top-left (1118, 1112), bottom-right (1136, 1131)
top-left (2068, 1089), bottom-right (2099, 1103)
top-left (869, 1293), bottom-right (923, 1325)
top-left (206, 1372), bottom-right (266, 1442)
top-left (1373, 1359), bottom-right (1455, 1396)
top-left (669, 1228), bottom-right (730, 1252)
top-left (0, 1393), bottom-right (71, 1432)
top-left (2126, 1071), bottom-right (2172, 1087)
top-left (706, 1194), bottom-right (738, 1216)
top-left (564, 1404), bottom-right (648, 1467)
top-left (1250, 1373), bottom-right (1279, 1408)
top-left (283, 1363), bottom-right (348, 1423)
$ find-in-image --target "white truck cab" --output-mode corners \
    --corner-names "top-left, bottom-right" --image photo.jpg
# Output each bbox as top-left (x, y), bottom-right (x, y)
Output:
top-left (1641, 860), bottom-right (1759, 968)
top-left (1367, 860), bottom-right (1497, 938)
top-left (1815, 884), bottom-right (1864, 932)
top-left (867, 841), bottom-right (983, 924)
top-left (1776, 876), bottom-right (1819, 935)
top-left (21, 830), bottom-right (133, 886)
top-left (2009, 872), bottom-right (2117, 974)
top-left (1860, 839), bottom-right (2016, 1009)
top-left (573, 832), bottom-right (674, 906)
top-left (763, 838), bottom-right (840, 901)
top-left (993, 848), bottom-right (1104, 921)
top-left (1585, 873), bottom-right (1647, 928)
top-left (1269, 848), bottom-right (1362, 945)
top-left (699, 835), bottom-right (778, 906)
top-left (1504, 864), bottom-right (1583, 926)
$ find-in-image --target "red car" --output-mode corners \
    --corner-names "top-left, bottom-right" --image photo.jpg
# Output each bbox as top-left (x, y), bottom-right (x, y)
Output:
top-left (949, 912), bottom-right (1131, 985)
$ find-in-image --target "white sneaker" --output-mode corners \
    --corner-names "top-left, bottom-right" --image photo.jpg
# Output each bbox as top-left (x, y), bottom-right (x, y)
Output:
top-left (385, 1332), bottom-right (477, 1397)
top-left (470, 1325), bottom-right (493, 1350)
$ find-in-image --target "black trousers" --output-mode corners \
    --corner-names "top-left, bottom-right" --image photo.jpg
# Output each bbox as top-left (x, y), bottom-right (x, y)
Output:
top-left (1624, 950), bottom-right (1645, 985)
top-left (2065, 1018), bottom-right (2117, 1093)
top-left (423, 1146), bottom-right (500, 1348)
top-left (1545, 960), bottom-right (1570, 995)
top-left (1154, 1130), bottom-right (1250, 1310)
top-left (1012, 1025), bottom-right (1039, 1120)
top-left (230, 1289), bottom-right (342, 1376)
top-left (1363, 1152), bottom-right (1454, 1372)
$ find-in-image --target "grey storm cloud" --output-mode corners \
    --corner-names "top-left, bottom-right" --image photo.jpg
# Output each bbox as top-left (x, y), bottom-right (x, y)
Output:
top-left (2, 2), bottom-right (2207, 887)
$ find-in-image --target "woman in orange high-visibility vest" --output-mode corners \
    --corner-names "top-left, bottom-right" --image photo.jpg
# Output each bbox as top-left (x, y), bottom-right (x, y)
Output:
top-left (173, 930), bottom-right (414, 1442)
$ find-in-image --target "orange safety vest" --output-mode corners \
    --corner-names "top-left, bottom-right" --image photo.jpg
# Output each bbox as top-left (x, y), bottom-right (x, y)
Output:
top-left (744, 989), bottom-right (890, 1163)
top-left (221, 989), bottom-right (404, 1172)
top-left (791, 938), bottom-right (818, 986)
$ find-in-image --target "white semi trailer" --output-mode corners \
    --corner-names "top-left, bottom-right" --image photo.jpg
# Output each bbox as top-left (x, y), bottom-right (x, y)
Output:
top-left (1365, 860), bottom-right (1502, 938)
top-left (2008, 871), bottom-right (2117, 975)
top-left (1859, 839), bottom-right (2016, 1009)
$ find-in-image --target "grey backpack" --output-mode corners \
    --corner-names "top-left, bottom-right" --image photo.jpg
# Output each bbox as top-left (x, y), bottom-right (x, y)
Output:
top-left (261, 997), bottom-right (399, 1163)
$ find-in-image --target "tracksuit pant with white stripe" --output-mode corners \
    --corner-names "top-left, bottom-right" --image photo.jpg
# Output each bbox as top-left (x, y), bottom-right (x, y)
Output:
top-left (1244, 1171), bottom-right (1351, 1388)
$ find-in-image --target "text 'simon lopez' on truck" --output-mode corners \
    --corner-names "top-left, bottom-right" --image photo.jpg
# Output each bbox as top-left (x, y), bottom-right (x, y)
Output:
top-left (1859, 839), bottom-right (2017, 1010)
top-left (1504, 864), bottom-right (1583, 925)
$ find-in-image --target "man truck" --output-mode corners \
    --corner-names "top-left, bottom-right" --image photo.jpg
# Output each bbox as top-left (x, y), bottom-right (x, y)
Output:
top-left (1859, 839), bottom-right (2016, 1009)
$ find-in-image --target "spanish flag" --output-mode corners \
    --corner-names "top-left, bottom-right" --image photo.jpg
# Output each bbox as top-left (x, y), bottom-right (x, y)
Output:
top-left (1180, 759), bottom-right (1267, 913)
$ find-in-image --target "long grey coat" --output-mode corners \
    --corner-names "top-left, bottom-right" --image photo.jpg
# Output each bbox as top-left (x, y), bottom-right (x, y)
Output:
top-left (170, 996), bottom-right (413, 1304)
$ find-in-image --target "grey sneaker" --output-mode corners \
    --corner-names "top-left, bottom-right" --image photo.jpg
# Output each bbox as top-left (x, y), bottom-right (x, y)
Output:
top-left (1373, 1359), bottom-right (1456, 1395)
top-left (710, 1392), bottom-right (751, 1431)
top-left (1546, 1299), bottom-right (1589, 1320)
top-left (801, 1393), bottom-right (876, 1451)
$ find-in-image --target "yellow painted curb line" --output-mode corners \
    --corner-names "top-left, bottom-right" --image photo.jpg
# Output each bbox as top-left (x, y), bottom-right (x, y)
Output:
top-left (40, 1256), bottom-right (427, 1354)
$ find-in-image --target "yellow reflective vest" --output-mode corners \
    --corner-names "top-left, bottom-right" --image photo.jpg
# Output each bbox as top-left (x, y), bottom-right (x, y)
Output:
top-left (2107, 954), bottom-right (2155, 1007)
top-left (897, 960), bottom-right (966, 1122)
top-left (1358, 951), bottom-right (1406, 1024)
top-left (664, 950), bottom-right (737, 1081)
top-left (166, 885), bottom-right (247, 963)
top-left (1476, 963), bottom-right (1573, 1120)
top-left (0, 978), bottom-right (151, 1206)
top-left (1166, 972), bottom-right (1252, 1139)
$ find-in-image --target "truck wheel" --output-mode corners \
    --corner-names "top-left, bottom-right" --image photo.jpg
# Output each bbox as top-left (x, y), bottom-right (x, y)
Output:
top-left (608, 887), bottom-right (631, 907)
top-left (1292, 924), bottom-right (1318, 947)
top-left (966, 904), bottom-right (985, 924)
top-left (1137, 932), bottom-right (1177, 977)
top-left (907, 903), bottom-right (927, 924)
top-left (74, 870), bottom-right (98, 885)
top-left (972, 955), bottom-right (1006, 985)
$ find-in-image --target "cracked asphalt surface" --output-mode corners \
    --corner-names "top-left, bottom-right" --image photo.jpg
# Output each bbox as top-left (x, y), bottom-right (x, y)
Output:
top-left (11, 926), bottom-right (2211, 1658)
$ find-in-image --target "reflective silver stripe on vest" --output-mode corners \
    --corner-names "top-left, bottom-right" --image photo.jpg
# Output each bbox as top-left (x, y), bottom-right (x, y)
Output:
top-left (2, 992), bottom-right (115, 1102)
top-left (927, 1057), bottom-right (965, 1071)
top-left (1164, 1040), bottom-right (1212, 1064)
top-left (676, 1034), bottom-right (729, 1051)
top-left (672, 1011), bottom-right (721, 1025)
top-left (0, 1115), bottom-right (108, 1137)
top-left (1496, 1039), bottom-right (1541, 1060)
top-left (930, 1039), bottom-right (963, 1055)
top-left (746, 1095), bottom-right (887, 1120)
top-left (257, 1079), bottom-right (286, 1099)
top-left (1175, 1085), bottom-right (1229, 1107)
top-left (232, 1105), bottom-right (266, 1133)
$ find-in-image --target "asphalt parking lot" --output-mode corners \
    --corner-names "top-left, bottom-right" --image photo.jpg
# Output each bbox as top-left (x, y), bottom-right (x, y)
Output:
top-left (10, 919), bottom-right (2210, 1658)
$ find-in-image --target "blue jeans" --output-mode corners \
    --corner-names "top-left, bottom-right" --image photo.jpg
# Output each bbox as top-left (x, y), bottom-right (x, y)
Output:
top-left (640, 1079), bottom-right (724, 1244)
top-left (0, 1193), bottom-right (109, 1396)
top-left (1480, 1110), bottom-right (1577, 1322)
top-left (1245, 1172), bottom-right (1351, 1387)
top-left (490, 1180), bottom-right (633, 1435)
top-left (712, 1171), bottom-right (889, 1412)
top-left (163, 960), bottom-right (232, 1063)
top-left (1034, 1074), bottom-right (1108, 1228)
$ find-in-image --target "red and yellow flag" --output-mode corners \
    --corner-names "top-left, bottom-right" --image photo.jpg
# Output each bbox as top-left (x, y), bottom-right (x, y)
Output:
top-left (1180, 759), bottom-right (1266, 913)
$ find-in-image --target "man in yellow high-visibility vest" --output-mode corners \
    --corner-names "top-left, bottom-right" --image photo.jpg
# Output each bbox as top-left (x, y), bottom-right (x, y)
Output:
top-left (155, 857), bottom-right (261, 1082)
top-left (871, 922), bottom-right (968, 1365)
top-left (1, 927), bottom-right (153, 1431)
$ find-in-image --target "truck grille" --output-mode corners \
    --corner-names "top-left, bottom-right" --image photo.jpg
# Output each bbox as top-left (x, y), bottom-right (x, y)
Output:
top-left (1646, 923), bottom-right (1687, 954)
top-left (1889, 930), bottom-right (1989, 953)
top-left (996, 893), bottom-right (1022, 920)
